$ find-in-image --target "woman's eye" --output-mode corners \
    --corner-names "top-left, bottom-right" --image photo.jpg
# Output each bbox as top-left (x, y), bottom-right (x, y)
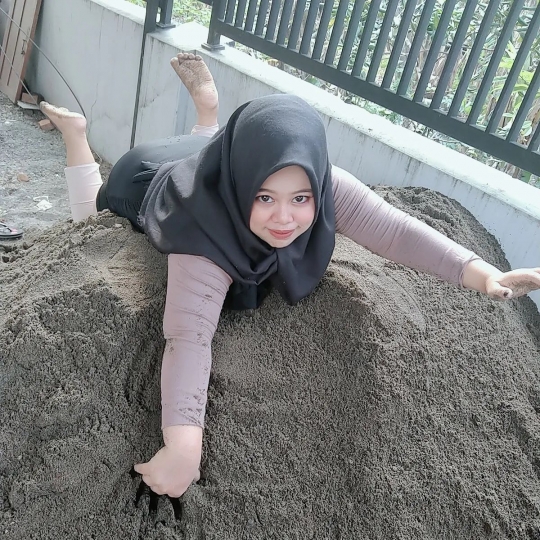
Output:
top-left (257, 195), bottom-right (272, 203)
top-left (294, 195), bottom-right (309, 203)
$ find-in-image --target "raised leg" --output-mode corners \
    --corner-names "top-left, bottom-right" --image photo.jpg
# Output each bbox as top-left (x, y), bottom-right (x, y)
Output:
top-left (37, 55), bottom-right (221, 224)
top-left (40, 102), bottom-right (102, 222)
top-left (171, 53), bottom-right (219, 129)
top-left (40, 102), bottom-right (94, 167)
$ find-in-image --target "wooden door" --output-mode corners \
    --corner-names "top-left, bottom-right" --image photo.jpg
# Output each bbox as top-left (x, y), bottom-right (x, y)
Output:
top-left (0, 0), bottom-right (42, 102)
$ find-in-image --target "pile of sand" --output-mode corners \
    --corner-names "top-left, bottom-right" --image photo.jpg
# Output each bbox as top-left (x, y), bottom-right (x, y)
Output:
top-left (1, 187), bottom-right (539, 539)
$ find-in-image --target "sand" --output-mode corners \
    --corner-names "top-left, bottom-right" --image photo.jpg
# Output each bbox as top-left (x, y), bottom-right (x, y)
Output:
top-left (2, 81), bottom-right (540, 540)
top-left (1, 183), bottom-right (540, 539)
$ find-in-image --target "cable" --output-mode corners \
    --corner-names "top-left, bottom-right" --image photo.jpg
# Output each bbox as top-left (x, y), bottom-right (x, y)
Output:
top-left (0, 5), bottom-right (86, 116)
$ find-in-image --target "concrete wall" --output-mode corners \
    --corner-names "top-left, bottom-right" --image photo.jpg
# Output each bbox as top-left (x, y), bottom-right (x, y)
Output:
top-left (25, 0), bottom-right (540, 308)
top-left (28, 0), bottom-right (144, 162)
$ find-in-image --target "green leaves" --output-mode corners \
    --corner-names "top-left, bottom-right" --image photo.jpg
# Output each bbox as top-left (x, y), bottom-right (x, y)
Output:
top-left (125, 0), bottom-right (211, 25)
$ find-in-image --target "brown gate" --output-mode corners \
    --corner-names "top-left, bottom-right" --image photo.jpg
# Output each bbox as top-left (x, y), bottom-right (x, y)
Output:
top-left (0, 0), bottom-right (42, 102)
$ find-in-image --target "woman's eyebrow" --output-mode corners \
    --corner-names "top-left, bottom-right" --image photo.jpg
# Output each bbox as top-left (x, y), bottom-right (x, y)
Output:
top-left (257, 188), bottom-right (313, 194)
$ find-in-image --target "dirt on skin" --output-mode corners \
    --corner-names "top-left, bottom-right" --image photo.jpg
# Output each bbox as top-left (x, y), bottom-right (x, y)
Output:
top-left (1, 182), bottom-right (540, 539)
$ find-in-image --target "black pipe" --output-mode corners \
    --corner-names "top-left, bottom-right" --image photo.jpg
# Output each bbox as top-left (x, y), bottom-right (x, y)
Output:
top-left (130, 0), bottom-right (165, 149)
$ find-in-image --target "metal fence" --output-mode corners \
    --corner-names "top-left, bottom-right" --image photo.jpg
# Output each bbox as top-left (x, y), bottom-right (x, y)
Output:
top-left (198, 0), bottom-right (540, 175)
top-left (142, 0), bottom-right (176, 29)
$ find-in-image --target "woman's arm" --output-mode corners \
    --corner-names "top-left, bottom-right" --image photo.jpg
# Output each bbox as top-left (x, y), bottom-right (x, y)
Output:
top-left (331, 165), bottom-right (479, 287)
top-left (134, 253), bottom-right (232, 497)
top-left (331, 165), bottom-right (540, 299)
top-left (161, 253), bottom-right (232, 430)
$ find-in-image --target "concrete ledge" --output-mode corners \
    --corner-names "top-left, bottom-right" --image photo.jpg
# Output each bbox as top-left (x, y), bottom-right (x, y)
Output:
top-left (25, 0), bottom-right (540, 309)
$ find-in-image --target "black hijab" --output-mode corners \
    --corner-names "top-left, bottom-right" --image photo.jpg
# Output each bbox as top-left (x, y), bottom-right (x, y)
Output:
top-left (140, 94), bottom-right (335, 310)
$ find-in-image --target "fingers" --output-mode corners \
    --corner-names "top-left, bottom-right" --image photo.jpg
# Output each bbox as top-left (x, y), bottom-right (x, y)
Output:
top-left (487, 282), bottom-right (513, 301)
top-left (133, 480), bottom-right (184, 522)
top-left (502, 289), bottom-right (514, 300)
top-left (134, 462), bottom-right (149, 475)
top-left (524, 268), bottom-right (540, 281)
top-left (512, 269), bottom-right (540, 282)
top-left (137, 472), bottom-right (185, 497)
top-left (134, 462), bottom-right (158, 492)
top-left (131, 466), bottom-right (188, 523)
top-left (488, 268), bottom-right (540, 301)
top-left (138, 472), bottom-right (166, 495)
top-left (134, 463), bottom-right (154, 492)
top-left (135, 465), bottom-right (163, 493)
top-left (132, 456), bottom-right (196, 498)
top-left (142, 474), bottom-right (153, 487)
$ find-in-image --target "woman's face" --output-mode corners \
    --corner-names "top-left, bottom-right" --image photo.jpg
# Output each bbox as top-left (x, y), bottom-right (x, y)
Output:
top-left (249, 165), bottom-right (316, 248)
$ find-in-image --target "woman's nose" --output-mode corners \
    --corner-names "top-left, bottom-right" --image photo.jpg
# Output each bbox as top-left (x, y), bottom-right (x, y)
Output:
top-left (273, 204), bottom-right (293, 224)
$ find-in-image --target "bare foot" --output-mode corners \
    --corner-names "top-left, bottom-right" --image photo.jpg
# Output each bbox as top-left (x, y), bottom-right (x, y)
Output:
top-left (40, 102), bottom-right (87, 137)
top-left (170, 53), bottom-right (218, 126)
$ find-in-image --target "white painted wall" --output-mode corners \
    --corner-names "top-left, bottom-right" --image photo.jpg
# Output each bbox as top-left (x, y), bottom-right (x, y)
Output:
top-left (25, 0), bottom-right (540, 309)
top-left (27, 0), bottom-right (144, 162)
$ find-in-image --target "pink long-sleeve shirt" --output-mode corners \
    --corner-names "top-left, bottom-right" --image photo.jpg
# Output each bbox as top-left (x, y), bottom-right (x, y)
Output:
top-left (160, 164), bottom-right (479, 429)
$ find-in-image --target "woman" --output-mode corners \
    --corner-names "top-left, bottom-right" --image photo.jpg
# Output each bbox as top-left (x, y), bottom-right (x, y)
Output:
top-left (41, 53), bottom-right (540, 500)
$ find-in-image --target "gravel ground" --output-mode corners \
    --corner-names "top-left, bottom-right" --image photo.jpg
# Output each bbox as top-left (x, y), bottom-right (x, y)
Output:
top-left (0, 92), bottom-right (111, 237)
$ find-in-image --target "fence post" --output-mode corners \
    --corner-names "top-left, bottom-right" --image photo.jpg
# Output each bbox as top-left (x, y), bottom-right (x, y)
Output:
top-left (130, 0), bottom-right (170, 148)
top-left (157, 0), bottom-right (176, 28)
top-left (202, 0), bottom-right (226, 51)
top-left (142, 0), bottom-right (160, 33)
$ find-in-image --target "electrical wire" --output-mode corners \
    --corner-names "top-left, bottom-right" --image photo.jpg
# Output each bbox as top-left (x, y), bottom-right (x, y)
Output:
top-left (0, 5), bottom-right (86, 116)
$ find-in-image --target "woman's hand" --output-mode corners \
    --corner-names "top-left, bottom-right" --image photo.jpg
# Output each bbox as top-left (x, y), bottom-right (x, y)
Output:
top-left (485, 268), bottom-right (540, 300)
top-left (463, 259), bottom-right (540, 300)
top-left (134, 425), bottom-right (202, 497)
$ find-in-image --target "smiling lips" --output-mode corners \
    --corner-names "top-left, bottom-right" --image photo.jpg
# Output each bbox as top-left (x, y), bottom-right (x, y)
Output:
top-left (269, 229), bottom-right (295, 239)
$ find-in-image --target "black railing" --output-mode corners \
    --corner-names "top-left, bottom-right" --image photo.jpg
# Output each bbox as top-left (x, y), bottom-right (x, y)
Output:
top-left (201, 0), bottom-right (540, 175)
top-left (143, 0), bottom-right (176, 31)
top-left (131, 0), bottom-right (176, 147)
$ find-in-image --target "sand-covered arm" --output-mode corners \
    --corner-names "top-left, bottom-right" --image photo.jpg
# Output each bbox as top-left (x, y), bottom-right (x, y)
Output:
top-left (331, 165), bottom-right (480, 287)
top-left (161, 254), bottom-right (232, 429)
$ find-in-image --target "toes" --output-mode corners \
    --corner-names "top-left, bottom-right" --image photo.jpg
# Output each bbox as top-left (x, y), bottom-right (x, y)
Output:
top-left (40, 102), bottom-right (60, 116)
top-left (175, 52), bottom-right (198, 63)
